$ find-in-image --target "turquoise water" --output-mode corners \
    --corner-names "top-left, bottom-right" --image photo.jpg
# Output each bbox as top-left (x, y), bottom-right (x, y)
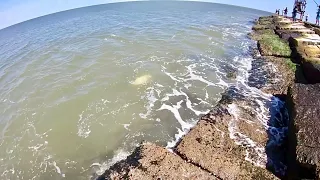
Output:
top-left (0, 2), bottom-right (270, 179)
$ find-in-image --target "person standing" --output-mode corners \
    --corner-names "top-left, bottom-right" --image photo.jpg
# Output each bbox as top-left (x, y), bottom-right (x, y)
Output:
top-left (305, 13), bottom-right (309, 22)
top-left (284, 7), bottom-right (288, 17)
top-left (302, 0), bottom-right (307, 11)
top-left (293, 6), bottom-right (298, 22)
top-left (316, 6), bottom-right (320, 25)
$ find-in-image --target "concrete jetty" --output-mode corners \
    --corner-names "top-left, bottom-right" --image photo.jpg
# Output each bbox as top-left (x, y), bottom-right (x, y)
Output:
top-left (97, 15), bottom-right (320, 180)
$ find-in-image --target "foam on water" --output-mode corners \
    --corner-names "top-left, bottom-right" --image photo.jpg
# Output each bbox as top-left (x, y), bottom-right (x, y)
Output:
top-left (227, 103), bottom-right (267, 167)
top-left (0, 3), bottom-right (272, 179)
top-left (139, 87), bottom-right (158, 119)
top-left (159, 101), bottom-right (193, 131)
top-left (91, 148), bottom-right (131, 177)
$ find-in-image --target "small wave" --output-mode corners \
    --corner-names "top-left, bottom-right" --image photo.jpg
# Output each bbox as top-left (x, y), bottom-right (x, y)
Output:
top-left (139, 86), bottom-right (158, 119)
top-left (227, 103), bottom-right (267, 167)
top-left (91, 149), bottom-right (131, 177)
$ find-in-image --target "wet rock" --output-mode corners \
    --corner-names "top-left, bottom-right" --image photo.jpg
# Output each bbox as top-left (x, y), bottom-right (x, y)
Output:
top-left (99, 142), bottom-right (217, 180)
top-left (248, 56), bottom-right (295, 95)
top-left (175, 105), bottom-right (278, 180)
top-left (226, 71), bottom-right (237, 79)
top-left (287, 83), bottom-right (320, 179)
top-left (262, 56), bottom-right (295, 95)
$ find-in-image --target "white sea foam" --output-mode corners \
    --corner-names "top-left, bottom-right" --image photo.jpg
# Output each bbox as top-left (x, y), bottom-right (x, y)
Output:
top-left (77, 111), bottom-right (92, 138)
top-left (123, 124), bottom-right (130, 130)
top-left (50, 161), bottom-right (65, 177)
top-left (91, 149), bottom-right (131, 176)
top-left (180, 90), bottom-right (209, 116)
top-left (158, 101), bottom-right (192, 130)
top-left (227, 104), bottom-right (267, 168)
top-left (139, 87), bottom-right (158, 119)
top-left (185, 64), bottom-right (218, 87)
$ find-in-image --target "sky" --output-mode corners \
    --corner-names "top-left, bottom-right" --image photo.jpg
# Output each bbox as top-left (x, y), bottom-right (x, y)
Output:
top-left (0, 0), bottom-right (319, 29)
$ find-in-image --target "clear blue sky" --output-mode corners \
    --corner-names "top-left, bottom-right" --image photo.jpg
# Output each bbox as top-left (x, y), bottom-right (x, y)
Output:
top-left (0, 0), bottom-right (319, 29)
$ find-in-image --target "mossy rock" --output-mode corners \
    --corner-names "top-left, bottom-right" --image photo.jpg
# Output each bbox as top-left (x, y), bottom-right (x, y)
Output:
top-left (252, 16), bottom-right (275, 30)
top-left (258, 33), bottom-right (291, 57)
top-left (258, 18), bottom-right (273, 26)
top-left (259, 16), bottom-right (274, 22)
top-left (250, 29), bottom-right (274, 41)
top-left (252, 24), bottom-right (268, 31)
top-left (285, 59), bottom-right (297, 72)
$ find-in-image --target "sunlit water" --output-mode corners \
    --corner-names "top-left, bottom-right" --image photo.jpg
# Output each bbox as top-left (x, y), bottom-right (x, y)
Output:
top-left (0, 2), bottom-right (270, 179)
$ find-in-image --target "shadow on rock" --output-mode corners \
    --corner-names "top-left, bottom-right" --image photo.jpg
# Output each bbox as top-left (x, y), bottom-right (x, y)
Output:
top-left (265, 96), bottom-right (289, 179)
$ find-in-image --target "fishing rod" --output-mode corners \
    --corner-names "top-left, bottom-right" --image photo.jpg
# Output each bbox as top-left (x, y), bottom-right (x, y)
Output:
top-left (313, 0), bottom-right (319, 6)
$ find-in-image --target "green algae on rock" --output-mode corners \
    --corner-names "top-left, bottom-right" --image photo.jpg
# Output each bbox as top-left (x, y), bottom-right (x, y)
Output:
top-left (258, 33), bottom-right (291, 57)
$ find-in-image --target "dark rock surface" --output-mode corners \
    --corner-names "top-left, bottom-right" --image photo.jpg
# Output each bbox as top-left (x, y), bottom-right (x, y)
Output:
top-left (275, 30), bottom-right (301, 41)
top-left (99, 142), bottom-right (217, 180)
top-left (287, 83), bottom-right (320, 179)
top-left (302, 61), bottom-right (320, 84)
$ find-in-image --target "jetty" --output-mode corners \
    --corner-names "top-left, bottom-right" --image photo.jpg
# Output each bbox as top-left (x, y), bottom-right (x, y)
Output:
top-left (252, 15), bottom-right (320, 179)
top-left (97, 16), bottom-right (320, 180)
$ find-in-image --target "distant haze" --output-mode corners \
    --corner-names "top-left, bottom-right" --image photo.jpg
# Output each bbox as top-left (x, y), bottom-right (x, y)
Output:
top-left (0, 0), bottom-right (308, 30)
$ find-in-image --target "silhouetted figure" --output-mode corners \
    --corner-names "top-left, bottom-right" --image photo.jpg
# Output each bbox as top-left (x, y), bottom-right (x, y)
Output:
top-left (300, 11), bottom-right (305, 21)
top-left (302, 0), bottom-right (307, 11)
top-left (284, 7), bottom-right (288, 17)
top-left (305, 13), bottom-right (309, 22)
top-left (316, 6), bottom-right (320, 25)
top-left (293, 6), bottom-right (298, 22)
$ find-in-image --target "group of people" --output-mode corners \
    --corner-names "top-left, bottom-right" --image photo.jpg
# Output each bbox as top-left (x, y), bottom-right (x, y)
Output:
top-left (291, 5), bottom-right (309, 22)
top-left (276, 0), bottom-right (320, 26)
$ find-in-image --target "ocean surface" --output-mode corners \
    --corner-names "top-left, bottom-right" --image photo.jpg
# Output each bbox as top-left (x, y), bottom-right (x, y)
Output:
top-left (0, 1), bottom-right (270, 179)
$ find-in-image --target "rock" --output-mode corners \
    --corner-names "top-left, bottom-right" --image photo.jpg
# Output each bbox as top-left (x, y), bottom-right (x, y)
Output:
top-left (226, 71), bottom-right (237, 79)
top-left (287, 83), bottom-right (320, 179)
top-left (274, 30), bottom-right (302, 41)
top-left (304, 22), bottom-right (320, 36)
top-left (263, 57), bottom-right (295, 95)
top-left (290, 43), bottom-right (320, 84)
top-left (99, 142), bottom-right (217, 180)
top-left (257, 32), bottom-right (291, 57)
top-left (175, 105), bottom-right (278, 180)
top-left (252, 24), bottom-right (271, 31)
top-left (247, 56), bottom-right (295, 95)
top-left (302, 60), bottom-right (320, 84)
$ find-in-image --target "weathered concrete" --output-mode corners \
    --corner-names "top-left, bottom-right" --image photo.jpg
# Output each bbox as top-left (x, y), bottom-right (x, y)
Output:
top-left (290, 42), bottom-right (320, 84)
top-left (273, 16), bottom-right (320, 84)
top-left (175, 105), bottom-right (278, 180)
top-left (287, 83), bottom-right (320, 179)
top-left (99, 142), bottom-right (217, 180)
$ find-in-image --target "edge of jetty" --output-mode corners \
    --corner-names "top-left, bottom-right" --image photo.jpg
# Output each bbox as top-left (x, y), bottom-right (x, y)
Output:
top-left (96, 15), bottom-right (320, 180)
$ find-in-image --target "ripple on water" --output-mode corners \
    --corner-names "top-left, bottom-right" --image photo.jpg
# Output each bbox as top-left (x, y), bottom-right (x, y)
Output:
top-left (0, 2), bottom-right (270, 179)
